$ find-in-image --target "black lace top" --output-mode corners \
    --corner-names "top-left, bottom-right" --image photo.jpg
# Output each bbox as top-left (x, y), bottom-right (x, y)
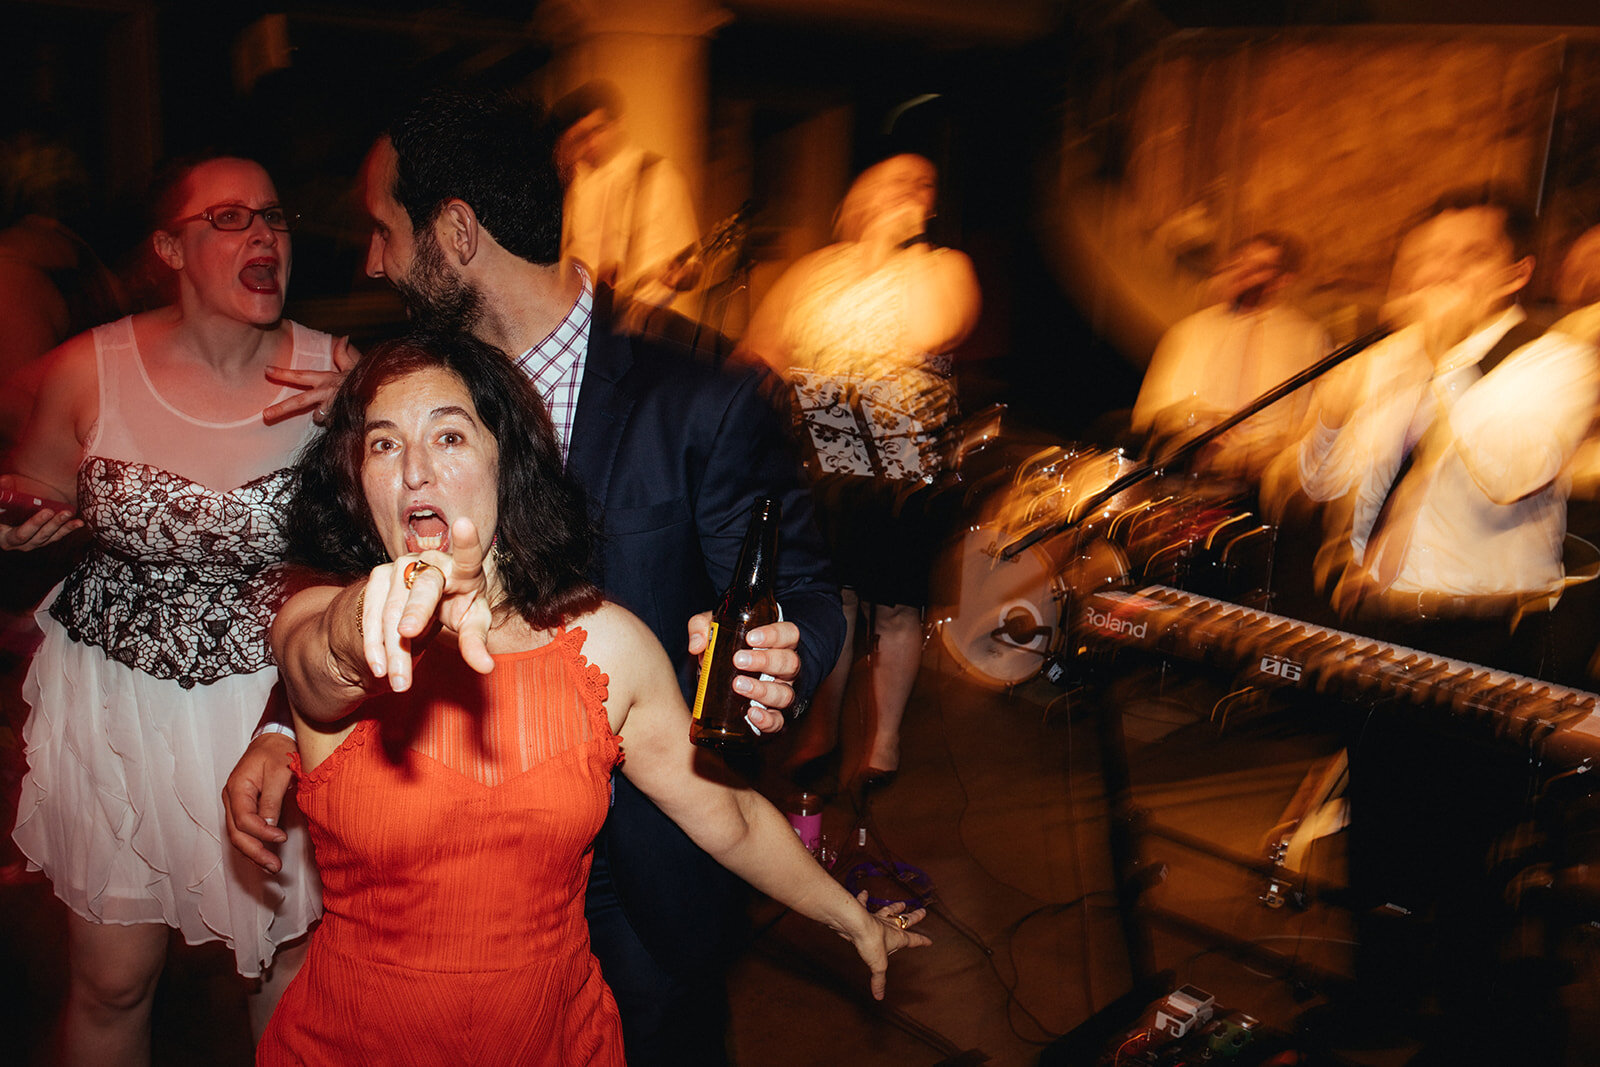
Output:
top-left (48, 457), bottom-right (294, 689)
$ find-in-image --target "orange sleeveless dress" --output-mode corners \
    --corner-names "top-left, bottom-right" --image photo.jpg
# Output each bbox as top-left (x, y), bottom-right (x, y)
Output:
top-left (258, 628), bottom-right (625, 1066)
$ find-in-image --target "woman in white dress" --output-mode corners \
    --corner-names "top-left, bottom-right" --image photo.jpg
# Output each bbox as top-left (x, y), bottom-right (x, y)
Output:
top-left (1, 155), bottom-right (342, 1064)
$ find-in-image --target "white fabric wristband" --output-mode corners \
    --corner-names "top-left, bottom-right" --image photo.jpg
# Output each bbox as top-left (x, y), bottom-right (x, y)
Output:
top-left (252, 721), bottom-right (297, 743)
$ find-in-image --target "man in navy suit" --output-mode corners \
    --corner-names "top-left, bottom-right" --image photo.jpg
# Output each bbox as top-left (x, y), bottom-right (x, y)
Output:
top-left (228, 91), bottom-right (844, 1064)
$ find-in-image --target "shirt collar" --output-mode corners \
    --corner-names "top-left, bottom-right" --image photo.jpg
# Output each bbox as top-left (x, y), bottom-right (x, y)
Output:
top-left (1435, 305), bottom-right (1525, 376)
top-left (519, 264), bottom-right (593, 387)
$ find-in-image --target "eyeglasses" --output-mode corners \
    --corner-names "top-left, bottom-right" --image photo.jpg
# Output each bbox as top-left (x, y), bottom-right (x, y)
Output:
top-left (170, 204), bottom-right (297, 232)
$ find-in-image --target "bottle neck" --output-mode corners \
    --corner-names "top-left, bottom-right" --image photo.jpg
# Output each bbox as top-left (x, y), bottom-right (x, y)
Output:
top-left (728, 497), bottom-right (779, 602)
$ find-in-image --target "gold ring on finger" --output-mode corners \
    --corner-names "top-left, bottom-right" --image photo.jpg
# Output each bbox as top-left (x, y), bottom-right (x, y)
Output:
top-left (893, 913), bottom-right (908, 930)
top-left (403, 559), bottom-right (439, 589)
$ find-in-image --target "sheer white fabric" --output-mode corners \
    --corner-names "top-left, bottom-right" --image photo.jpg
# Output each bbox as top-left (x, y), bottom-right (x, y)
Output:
top-left (12, 315), bottom-right (332, 975)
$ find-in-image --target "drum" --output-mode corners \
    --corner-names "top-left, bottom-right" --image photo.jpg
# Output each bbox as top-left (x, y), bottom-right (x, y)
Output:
top-left (931, 443), bottom-right (1146, 688)
top-left (1104, 474), bottom-right (1270, 600)
top-left (941, 403), bottom-right (1008, 477)
top-left (994, 445), bottom-right (1146, 537)
top-left (933, 520), bottom-right (1127, 689)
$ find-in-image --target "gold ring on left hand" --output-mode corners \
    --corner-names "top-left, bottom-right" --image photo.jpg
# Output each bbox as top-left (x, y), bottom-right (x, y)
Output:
top-left (402, 560), bottom-right (439, 589)
top-left (893, 914), bottom-right (908, 930)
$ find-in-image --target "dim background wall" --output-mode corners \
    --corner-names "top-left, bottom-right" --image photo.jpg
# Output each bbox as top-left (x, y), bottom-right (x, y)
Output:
top-left (20, 4), bottom-right (1600, 442)
top-left (1054, 26), bottom-right (1600, 370)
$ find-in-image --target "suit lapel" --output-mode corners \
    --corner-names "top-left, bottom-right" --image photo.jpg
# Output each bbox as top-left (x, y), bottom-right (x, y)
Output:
top-left (568, 288), bottom-right (637, 542)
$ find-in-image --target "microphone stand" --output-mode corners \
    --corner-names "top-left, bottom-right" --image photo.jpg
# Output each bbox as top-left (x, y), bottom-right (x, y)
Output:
top-left (998, 323), bottom-right (1393, 561)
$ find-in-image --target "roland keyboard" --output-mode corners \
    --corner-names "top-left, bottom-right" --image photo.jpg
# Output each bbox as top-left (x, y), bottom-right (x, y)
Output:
top-left (1077, 585), bottom-right (1600, 765)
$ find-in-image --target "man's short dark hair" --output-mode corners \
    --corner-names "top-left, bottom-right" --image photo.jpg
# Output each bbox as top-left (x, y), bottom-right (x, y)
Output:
top-left (550, 80), bottom-right (624, 135)
top-left (388, 89), bottom-right (563, 266)
top-left (1418, 185), bottom-right (1537, 260)
top-left (1238, 231), bottom-right (1306, 276)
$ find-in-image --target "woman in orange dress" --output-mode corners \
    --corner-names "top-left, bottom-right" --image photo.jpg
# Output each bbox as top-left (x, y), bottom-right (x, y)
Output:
top-left (257, 332), bottom-right (928, 1065)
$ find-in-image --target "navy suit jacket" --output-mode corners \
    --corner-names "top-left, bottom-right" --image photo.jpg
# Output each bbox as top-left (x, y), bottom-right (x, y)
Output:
top-left (568, 289), bottom-right (841, 703)
top-left (569, 288), bottom-right (844, 974)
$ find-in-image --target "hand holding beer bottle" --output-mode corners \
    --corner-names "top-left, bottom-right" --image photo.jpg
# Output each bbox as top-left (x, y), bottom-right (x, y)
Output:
top-left (690, 496), bottom-right (781, 749)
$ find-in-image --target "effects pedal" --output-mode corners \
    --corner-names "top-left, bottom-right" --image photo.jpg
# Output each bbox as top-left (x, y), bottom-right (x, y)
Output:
top-left (1154, 984), bottom-right (1216, 1038)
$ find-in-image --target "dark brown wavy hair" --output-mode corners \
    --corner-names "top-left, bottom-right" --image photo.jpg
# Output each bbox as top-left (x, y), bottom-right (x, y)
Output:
top-left (283, 330), bottom-right (601, 630)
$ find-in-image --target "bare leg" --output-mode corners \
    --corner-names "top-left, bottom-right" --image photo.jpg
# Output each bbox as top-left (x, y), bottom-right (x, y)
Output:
top-left (247, 934), bottom-right (309, 1039)
top-left (784, 588), bottom-right (858, 771)
top-left (58, 914), bottom-right (168, 1067)
top-left (862, 603), bottom-right (924, 774)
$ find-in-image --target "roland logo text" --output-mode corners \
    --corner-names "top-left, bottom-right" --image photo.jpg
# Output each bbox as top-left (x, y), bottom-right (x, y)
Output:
top-left (1085, 607), bottom-right (1147, 639)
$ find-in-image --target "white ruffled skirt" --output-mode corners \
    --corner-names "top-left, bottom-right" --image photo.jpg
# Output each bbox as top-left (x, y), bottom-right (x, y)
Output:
top-left (11, 607), bottom-right (321, 977)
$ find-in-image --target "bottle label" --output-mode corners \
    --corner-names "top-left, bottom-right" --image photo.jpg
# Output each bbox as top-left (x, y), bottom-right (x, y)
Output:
top-left (690, 620), bottom-right (720, 722)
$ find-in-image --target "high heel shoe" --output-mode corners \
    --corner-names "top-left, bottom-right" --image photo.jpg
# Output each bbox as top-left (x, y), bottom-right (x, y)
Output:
top-left (852, 766), bottom-right (898, 792)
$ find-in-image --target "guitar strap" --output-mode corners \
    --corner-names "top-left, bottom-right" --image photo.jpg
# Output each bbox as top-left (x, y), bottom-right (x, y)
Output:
top-left (1474, 316), bottom-right (1545, 379)
top-left (620, 151), bottom-right (662, 290)
top-left (1375, 316), bottom-right (1544, 509)
top-left (1352, 316), bottom-right (1546, 599)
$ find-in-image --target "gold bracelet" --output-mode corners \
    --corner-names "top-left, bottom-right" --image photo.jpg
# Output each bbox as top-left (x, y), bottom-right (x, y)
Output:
top-left (354, 585), bottom-right (365, 638)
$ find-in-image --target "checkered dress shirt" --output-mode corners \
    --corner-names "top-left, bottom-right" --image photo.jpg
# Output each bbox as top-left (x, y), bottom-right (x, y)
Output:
top-left (516, 265), bottom-right (593, 460)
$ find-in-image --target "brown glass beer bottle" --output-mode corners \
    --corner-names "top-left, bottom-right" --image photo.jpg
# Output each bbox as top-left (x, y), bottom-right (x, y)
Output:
top-left (690, 496), bottom-right (781, 750)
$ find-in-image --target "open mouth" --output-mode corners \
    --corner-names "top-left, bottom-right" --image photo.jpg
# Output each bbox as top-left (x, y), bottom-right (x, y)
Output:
top-left (240, 259), bottom-right (280, 294)
top-left (405, 508), bottom-right (450, 554)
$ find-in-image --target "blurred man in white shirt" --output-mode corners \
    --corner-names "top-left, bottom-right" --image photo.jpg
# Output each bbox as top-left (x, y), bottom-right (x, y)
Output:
top-left (1292, 189), bottom-right (1598, 650)
top-left (1134, 232), bottom-right (1329, 481)
top-left (553, 80), bottom-right (700, 315)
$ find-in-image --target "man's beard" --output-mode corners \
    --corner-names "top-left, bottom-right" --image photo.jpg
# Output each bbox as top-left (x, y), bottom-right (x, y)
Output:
top-left (395, 229), bottom-right (483, 332)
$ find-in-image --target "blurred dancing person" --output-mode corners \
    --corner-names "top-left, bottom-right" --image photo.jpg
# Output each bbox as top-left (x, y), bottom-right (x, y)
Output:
top-left (1549, 225), bottom-right (1600, 511)
top-left (742, 153), bottom-right (980, 786)
top-left (0, 133), bottom-right (126, 450)
top-left (1552, 222), bottom-right (1600, 346)
top-left (554, 80), bottom-right (701, 315)
top-left (0, 134), bottom-right (129, 882)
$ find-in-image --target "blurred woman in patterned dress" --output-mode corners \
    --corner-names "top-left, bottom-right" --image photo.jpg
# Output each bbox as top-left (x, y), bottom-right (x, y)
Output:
top-left (742, 153), bottom-right (980, 787)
